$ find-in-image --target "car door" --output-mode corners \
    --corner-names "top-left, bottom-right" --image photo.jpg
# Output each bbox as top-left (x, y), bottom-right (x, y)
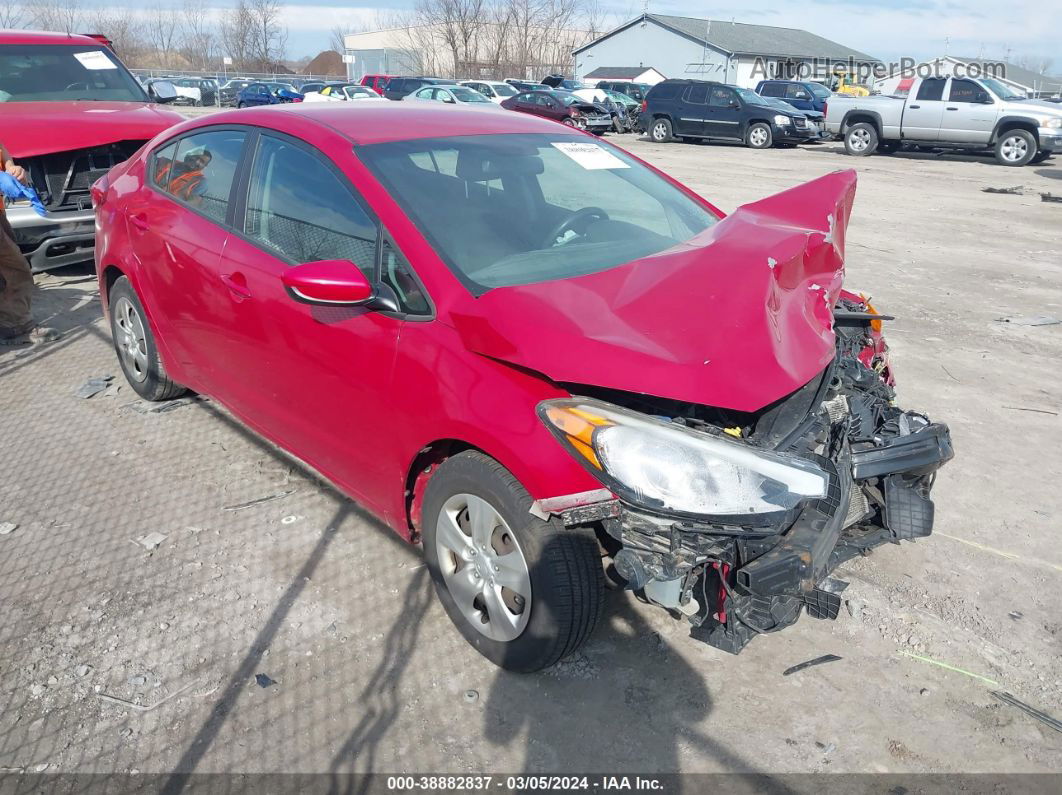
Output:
top-left (673, 83), bottom-right (709, 136)
top-left (903, 77), bottom-right (947, 140)
top-left (940, 78), bottom-right (998, 143)
top-left (703, 85), bottom-right (743, 139)
top-left (414, 86), bottom-right (435, 102)
top-left (209, 131), bottom-right (425, 505)
top-left (125, 127), bottom-right (248, 388)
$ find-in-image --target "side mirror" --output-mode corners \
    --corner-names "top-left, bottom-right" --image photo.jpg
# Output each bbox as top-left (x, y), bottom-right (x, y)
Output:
top-left (282, 260), bottom-right (375, 306)
top-left (149, 80), bottom-right (178, 103)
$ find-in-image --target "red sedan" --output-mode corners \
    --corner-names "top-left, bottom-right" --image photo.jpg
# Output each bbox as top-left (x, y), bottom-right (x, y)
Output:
top-left (93, 104), bottom-right (951, 671)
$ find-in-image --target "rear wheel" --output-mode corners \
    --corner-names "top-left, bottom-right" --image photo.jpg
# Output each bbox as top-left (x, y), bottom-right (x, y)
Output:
top-left (844, 122), bottom-right (879, 156)
top-left (236, 101), bottom-right (245, 109)
top-left (108, 277), bottom-right (186, 402)
top-left (422, 451), bottom-right (604, 672)
top-left (995, 129), bottom-right (1037, 166)
top-left (746, 122), bottom-right (773, 149)
top-left (650, 117), bottom-right (673, 143)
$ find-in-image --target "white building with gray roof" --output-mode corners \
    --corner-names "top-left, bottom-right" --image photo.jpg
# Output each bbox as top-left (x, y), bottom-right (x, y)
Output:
top-left (573, 13), bottom-right (880, 89)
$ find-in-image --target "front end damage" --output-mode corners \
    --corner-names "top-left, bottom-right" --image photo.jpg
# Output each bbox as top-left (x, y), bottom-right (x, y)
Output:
top-left (539, 297), bottom-right (953, 653)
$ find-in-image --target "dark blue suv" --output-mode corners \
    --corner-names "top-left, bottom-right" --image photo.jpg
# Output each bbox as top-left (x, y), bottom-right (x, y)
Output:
top-left (754, 80), bottom-right (831, 113)
top-left (235, 82), bottom-right (304, 108)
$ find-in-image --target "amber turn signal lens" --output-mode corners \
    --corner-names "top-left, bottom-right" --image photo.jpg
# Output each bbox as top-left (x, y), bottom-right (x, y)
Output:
top-left (543, 406), bottom-right (613, 469)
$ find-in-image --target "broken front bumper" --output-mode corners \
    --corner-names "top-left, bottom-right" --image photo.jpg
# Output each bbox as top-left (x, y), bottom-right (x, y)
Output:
top-left (6, 204), bottom-right (96, 272)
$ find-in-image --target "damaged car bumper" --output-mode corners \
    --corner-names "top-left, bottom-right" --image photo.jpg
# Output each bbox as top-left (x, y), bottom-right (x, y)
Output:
top-left (537, 299), bottom-right (953, 654)
top-left (6, 203), bottom-right (96, 272)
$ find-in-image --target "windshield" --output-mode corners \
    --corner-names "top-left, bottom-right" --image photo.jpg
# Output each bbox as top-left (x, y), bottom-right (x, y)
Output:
top-left (980, 78), bottom-right (1023, 101)
top-left (453, 87), bottom-right (490, 103)
top-left (359, 134), bottom-right (718, 292)
top-left (735, 87), bottom-right (770, 106)
top-left (268, 82), bottom-right (296, 92)
top-left (344, 86), bottom-right (374, 98)
top-left (606, 90), bottom-right (638, 106)
top-left (492, 83), bottom-right (517, 97)
top-left (0, 44), bottom-right (147, 103)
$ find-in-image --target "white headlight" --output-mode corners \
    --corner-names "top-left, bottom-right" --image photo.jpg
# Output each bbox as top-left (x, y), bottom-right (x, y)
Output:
top-left (1042, 117), bottom-right (1062, 128)
top-left (774, 114), bottom-right (791, 125)
top-left (540, 400), bottom-right (828, 517)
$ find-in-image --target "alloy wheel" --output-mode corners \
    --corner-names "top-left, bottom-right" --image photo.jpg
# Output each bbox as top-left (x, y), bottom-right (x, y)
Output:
top-left (435, 493), bottom-right (531, 642)
top-left (113, 296), bottom-right (149, 383)
top-left (848, 128), bottom-right (871, 152)
top-left (1000, 134), bottom-right (1028, 163)
top-left (750, 127), bottom-right (769, 147)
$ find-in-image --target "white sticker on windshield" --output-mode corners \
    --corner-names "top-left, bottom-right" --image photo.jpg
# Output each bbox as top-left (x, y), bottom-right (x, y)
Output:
top-left (73, 51), bottom-right (118, 70)
top-left (551, 141), bottom-right (629, 170)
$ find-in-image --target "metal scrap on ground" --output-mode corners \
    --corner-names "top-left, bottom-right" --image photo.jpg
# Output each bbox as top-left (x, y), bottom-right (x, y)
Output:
top-left (990, 691), bottom-right (1062, 733)
top-left (75, 375), bottom-right (113, 399)
top-left (1042, 193), bottom-right (1062, 203)
top-left (783, 654), bottom-right (842, 676)
top-left (982, 185), bottom-right (1023, 194)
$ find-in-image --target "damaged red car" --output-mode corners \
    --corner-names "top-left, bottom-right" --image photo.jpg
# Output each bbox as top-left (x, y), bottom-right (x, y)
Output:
top-left (93, 104), bottom-right (953, 672)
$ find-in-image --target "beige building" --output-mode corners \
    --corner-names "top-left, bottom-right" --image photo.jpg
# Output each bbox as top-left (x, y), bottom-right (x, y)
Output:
top-left (343, 22), bottom-right (592, 81)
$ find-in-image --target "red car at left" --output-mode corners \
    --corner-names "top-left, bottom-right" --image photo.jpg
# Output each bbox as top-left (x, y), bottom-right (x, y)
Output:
top-left (0, 30), bottom-right (183, 272)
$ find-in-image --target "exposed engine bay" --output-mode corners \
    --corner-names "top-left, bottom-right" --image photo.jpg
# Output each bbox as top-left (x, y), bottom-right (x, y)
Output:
top-left (543, 295), bottom-right (953, 654)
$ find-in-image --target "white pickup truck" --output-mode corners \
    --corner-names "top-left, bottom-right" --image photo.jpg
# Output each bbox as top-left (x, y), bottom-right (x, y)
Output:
top-left (824, 75), bottom-right (1062, 166)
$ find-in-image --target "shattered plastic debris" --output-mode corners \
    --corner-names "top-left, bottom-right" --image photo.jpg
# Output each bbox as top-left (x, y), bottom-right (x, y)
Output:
top-left (783, 654), bottom-right (842, 676)
top-left (0, 522), bottom-right (17, 536)
top-left (255, 673), bottom-right (276, 688)
top-left (75, 375), bottom-right (114, 399)
top-left (133, 532), bottom-right (168, 550)
top-left (995, 315), bottom-right (1060, 326)
top-left (124, 396), bottom-right (199, 414)
top-left (981, 185), bottom-right (1023, 195)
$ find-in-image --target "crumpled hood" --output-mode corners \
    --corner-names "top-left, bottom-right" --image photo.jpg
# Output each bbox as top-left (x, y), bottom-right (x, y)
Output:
top-left (0, 102), bottom-right (184, 158)
top-left (449, 169), bottom-right (858, 413)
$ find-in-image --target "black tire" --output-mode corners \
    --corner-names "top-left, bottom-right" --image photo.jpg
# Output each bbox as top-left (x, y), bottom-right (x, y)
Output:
top-left (422, 451), bottom-right (604, 672)
top-left (843, 122), bottom-right (879, 156)
top-left (994, 129), bottom-right (1037, 166)
top-left (745, 122), bottom-right (773, 149)
top-left (561, 118), bottom-right (576, 127)
top-left (1031, 150), bottom-right (1052, 164)
top-left (649, 117), bottom-right (673, 143)
top-left (108, 277), bottom-right (186, 402)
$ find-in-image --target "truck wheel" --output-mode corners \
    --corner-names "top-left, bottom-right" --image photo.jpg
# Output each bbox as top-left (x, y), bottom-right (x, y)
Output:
top-left (422, 451), bottom-right (604, 672)
top-left (995, 129), bottom-right (1037, 166)
top-left (844, 123), bottom-right (879, 156)
top-left (650, 118), bottom-right (673, 143)
top-left (108, 277), bottom-right (187, 402)
top-left (746, 123), bottom-right (773, 149)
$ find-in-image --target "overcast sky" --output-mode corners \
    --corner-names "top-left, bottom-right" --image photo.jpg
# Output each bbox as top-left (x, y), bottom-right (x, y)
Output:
top-left (81, 0), bottom-right (1061, 67)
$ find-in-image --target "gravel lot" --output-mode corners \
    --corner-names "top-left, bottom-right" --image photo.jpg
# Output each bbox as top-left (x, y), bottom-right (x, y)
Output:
top-left (1, 133), bottom-right (1060, 778)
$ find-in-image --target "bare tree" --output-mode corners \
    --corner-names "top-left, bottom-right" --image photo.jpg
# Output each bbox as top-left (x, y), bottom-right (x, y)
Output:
top-left (146, 4), bottom-right (182, 69)
top-left (246, 0), bottom-right (287, 69)
top-left (178, 0), bottom-right (217, 70)
top-left (220, 1), bottom-right (255, 69)
top-left (27, 0), bottom-right (84, 34)
top-left (0, 2), bottom-right (28, 29)
top-left (87, 10), bottom-right (147, 66)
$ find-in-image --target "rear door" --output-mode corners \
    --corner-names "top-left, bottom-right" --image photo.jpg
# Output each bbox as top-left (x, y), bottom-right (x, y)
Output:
top-left (674, 83), bottom-right (708, 136)
top-left (213, 131), bottom-right (429, 509)
top-left (703, 85), bottom-right (743, 139)
top-left (940, 78), bottom-right (998, 143)
top-left (902, 77), bottom-right (947, 140)
top-left (126, 127), bottom-right (248, 388)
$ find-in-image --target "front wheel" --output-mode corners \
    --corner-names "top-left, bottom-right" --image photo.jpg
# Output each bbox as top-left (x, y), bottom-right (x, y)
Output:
top-left (844, 122), bottom-right (879, 156)
top-left (561, 118), bottom-right (576, 127)
top-left (995, 129), bottom-right (1037, 166)
top-left (650, 117), bottom-right (673, 143)
top-left (108, 277), bottom-right (186, 402)
top-left (746, 122), bottom-right (773, 149)
top-left (422, 451), bottom-right (604, 672)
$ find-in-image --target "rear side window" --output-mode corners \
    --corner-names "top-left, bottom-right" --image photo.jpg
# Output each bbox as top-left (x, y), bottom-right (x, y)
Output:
top-left (684, 84), bottom-right (709, 104)
top-left (916, 78), bottom-right (946, 101)
top-left (648, 83), bottom-right (679, 101)
top-left (153, 129), bottom-right (246, 224)
top-left (785, 84), bottom-right (811, 100)
top-left (760, 82), bottom-right (784, 97)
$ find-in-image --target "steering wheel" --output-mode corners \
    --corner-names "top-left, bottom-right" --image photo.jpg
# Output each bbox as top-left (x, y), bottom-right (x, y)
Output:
top-left (65, 82), bottom-right (90, 92)
top-left (542, 206), bottom-right (610, 248)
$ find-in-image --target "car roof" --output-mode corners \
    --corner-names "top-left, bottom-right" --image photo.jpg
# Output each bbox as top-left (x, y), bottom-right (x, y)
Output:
top-left (0, 30), bottom-right (101, 46)
top-left (177, 103), bottom-right (581, 145)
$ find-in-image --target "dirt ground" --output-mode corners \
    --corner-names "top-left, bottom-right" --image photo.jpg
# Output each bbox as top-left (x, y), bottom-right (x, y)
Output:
top-left (1, 135), bottom-right (1060, 780)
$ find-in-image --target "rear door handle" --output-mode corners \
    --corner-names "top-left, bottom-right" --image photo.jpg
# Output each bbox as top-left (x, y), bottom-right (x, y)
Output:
top-left (129, 213), bottom-right (149, 232)
top-left (946, 107), bottom-right (958, 111)
top-left (221, 272), bottom-right (252, 300)
top-left (909, 104), bottom-right (921, 109)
